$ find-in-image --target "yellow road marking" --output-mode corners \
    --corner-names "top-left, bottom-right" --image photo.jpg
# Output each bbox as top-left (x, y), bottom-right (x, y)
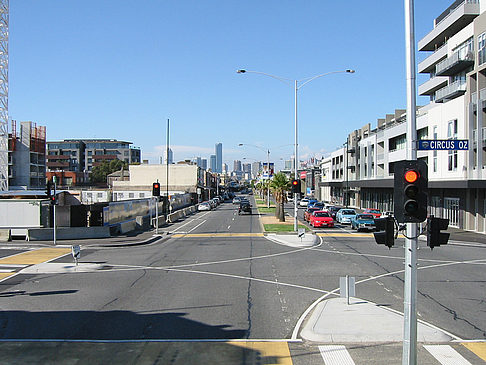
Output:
top-left (462, 342), bottom-right (486, 361)
top-left (0, 247), bottom-right (71, 265)
top-left (317, 233), bottom-right (373, 237)
top-left (172, 233), bottom-right (265, 238)
top-left (0, 273), bottom-right (14, 280)
top-left (231, 341), bottom-right (293, 365)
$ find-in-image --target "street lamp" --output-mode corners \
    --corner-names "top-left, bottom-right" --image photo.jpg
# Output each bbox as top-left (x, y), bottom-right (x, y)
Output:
top-left (239, 143), bottom-right (271, 208)
top-left (237, 68), bottom-right (355, 231)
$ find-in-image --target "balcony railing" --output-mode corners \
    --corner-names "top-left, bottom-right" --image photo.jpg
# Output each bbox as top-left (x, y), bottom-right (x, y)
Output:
top-left (435, 0), bottom-right (479, 26)
top-left (435, 51), bottom-right (474, 76)
top-left (435, 80), bottom-right (467, 102)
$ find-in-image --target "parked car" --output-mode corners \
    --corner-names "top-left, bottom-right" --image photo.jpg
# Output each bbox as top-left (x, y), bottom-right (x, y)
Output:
top-left (336, 209), bottom-right (357, 224)
top-left (328, 206), bottom-right (343, 219)
top-left (238, 201), bottom-right (252, 215)
top-left (299, 198), bottom-right (309, 207)
top-left (304, 207), bottom-right (321, 221)
top-left (351, 214), bottom-right (376, 231)
top-left (208, 199), bottom-right (217, 209)
top-left (198, 202), bottom-right (211, 211)
top-left (309, 211), bottom-right (334, 228)
top-left (363, 208), bottom-right (382, 219)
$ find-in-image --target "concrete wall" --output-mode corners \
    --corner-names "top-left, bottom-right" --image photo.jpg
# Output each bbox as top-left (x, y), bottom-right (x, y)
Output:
top-left (27, 226), bottom-right (111, 241)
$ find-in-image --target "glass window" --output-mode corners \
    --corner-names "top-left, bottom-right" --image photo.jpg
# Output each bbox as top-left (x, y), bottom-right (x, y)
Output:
top-left (129, 193), bottom-right (134, 198)
top-left (97, 193), bottom-right (103, 198)
top-left (479, 32), bottom-right (486, 65)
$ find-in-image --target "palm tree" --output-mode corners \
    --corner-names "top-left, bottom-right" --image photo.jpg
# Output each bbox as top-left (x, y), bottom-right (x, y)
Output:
top-left (270, 172), bottom-right (290, 222)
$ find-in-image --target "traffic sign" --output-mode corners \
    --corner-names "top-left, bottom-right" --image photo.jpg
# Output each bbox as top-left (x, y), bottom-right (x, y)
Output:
top-left (418, 139), bottom-right (469, 150)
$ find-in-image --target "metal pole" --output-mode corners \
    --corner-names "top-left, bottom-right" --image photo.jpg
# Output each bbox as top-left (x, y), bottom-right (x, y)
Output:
top-left (345, 141), bottom-right (349, 208)
top-left (53, 177), bottom-right (57, 246)
top-left (155, 197), bottom-right (159, 235)
top-left (267, 149), bottom-right (270, 208)
top-left (166, 118), bottom-right (170, 220)
top-left (403, 0), bottom-right (418, 364)
top-left (294, 80), bottom-right (298, 231)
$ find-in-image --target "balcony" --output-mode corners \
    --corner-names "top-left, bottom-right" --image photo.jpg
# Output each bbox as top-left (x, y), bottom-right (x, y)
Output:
top-left (46, 154), bottom-right (70, 160)
top-left (418, 0), bottom-right (479, 52)
top-left (435, 80), bottom-right (467, 102)
top-left (93, 154), bottom-right (117, 160)
top-left (472, 127), bottom-right (486, 147)
top-left (418, 44), bottom-right (447, 74)
top-left (418, 76), bottom-right (448, 96)
top-left (46, 161), bottom-right (69, 168)
top-left (436, 51), bottom-right (474, 76)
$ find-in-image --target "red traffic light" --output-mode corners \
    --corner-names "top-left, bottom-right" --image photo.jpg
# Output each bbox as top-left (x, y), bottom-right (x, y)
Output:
top-left (154, 183), bottom-right (160, 188)
top-left (292, 180), bottom-right (298, 186)
top-left (404, 170), bottom-right (419, 183)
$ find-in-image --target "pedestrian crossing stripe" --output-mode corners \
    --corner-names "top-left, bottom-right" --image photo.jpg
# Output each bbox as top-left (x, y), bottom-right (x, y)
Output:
top-left (424, 345), bottom-right (472, 365)
top-left (172, 233), bottom-right (265, 238)
top-left (317, 233), bottom-right (373, 237)
top-left (462, 342), bottom-right (486, 361)
top-left (0, 247), bottom-right (71, 265)
top-left (230, 341), bottom-right (292, 365)
top-left (319, 345), bottom-right (356, 364)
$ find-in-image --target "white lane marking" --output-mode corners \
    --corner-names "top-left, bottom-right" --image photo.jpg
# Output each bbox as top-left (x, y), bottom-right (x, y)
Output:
top-left (0, 338), bottom-right (302, 343)
top-left (171, 211), bottom-right (210, 232)
top-left (319, 345), bottom-right (356, 365)
top-left (424, 345), bottom-right (472, 365)
top-left (292, 243), bottom-right (482, 340)
top-left (227, 226), bottom-right (231, 230)
top-left (187, 220), bottom-right (206, 233)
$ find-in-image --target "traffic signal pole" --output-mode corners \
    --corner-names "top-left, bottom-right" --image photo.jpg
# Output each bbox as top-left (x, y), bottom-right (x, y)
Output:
top-left (404, 1), bottom-right (418, 363)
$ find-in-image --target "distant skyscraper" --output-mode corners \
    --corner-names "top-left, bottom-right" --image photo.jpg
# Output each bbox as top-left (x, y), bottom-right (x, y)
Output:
top-left (243, 163), bottom-right (251, 173)
top-left (163, 148), bottom-right (173, 164)
top-left (222, 163), bottom-right (228, 173)
top-left (196, 156), bottom-right (202, 167)
top-left (201, 159), bottom-right (207, 170)
top-left (233, 160), bottom-right (242, 172)
top-left (215, 143), bottom-right (222, 173)
top-left (210, 154), bottom-right (216, 171)
top-left (252, 162), bottom-right (261, 178)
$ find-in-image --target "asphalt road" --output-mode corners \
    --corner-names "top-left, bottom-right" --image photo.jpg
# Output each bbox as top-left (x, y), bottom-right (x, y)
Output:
top-left (0, 195), bottom-right (484, 364)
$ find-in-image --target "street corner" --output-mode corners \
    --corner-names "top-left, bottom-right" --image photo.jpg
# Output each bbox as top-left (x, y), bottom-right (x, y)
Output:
top-left (264, 232), bottom-right (319, 247)
top-left (300, 297), bottom-right (454, 344)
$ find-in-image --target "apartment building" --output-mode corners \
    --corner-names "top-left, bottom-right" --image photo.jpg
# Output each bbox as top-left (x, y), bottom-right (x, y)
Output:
top-left (8, 121), bottom-right (46, 189)
top-left (46, 139), bottom-right (141, 186)
top-left (320, 0), bottom-right (486, 232)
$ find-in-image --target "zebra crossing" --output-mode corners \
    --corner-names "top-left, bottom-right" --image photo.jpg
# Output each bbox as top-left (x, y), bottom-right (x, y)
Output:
top-left (291, 343), bottom-right (486, 365)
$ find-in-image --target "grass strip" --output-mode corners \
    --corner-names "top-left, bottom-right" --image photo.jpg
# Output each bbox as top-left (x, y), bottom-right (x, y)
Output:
top-left (264, 224), bottom-right (309, 232)
top-left (257, 207), bottom-right (276, 213)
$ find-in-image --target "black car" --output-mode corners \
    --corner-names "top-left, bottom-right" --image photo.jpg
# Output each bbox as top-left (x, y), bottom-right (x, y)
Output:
top-left (238, 202), bottom-right (252, 215)
top-left (328, 206), bottom-right (343, 219)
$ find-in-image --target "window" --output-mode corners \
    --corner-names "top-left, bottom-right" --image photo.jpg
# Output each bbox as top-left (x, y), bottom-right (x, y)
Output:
top-left (97, 193), bottom-right (103, 198)
top-left (129, 193), bottom-right (134, 198)
top-left (479, 32), bottom-right (486, 65)
top-left (389, 134), bottom-right (406, 152)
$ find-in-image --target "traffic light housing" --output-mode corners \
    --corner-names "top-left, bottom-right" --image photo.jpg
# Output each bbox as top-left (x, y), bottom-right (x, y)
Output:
top-left (291, 179), bottom-right (301, 193)
top-left (427, 216), bottom-right (450, 249)
top-left (152, 182), bottom-right (160, 196)
top-left (45, 180), bottom-right (52, 198)
top-left (394, 160), bottom-right (428, 223)
top-left (373, 217), bottom-right (395, 248)
top-left (49, 194), bottom-right (57, 205)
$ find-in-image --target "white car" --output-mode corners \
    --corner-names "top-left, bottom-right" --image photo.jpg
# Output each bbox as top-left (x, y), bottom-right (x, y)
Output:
top-left (299, 198), bottom-right (309, 207)
top-left (198, 202), bottom-right (211, 211)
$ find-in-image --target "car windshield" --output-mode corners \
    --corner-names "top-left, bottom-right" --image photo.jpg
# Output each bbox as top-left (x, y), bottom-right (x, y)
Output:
top-left (358, 214), bottom-right (374, 219)
top-left (341, 210), bottom-right (355, 215)
top-left (368, 209), bottom-right (380, 213)
top-left (315, 212), bottom-right (330, 217)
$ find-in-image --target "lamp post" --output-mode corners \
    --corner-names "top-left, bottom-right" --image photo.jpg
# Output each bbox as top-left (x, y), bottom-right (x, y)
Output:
top-left (239, 143), bottom-right (271, 208)
top-left (237, 69), bottom-right (355, 231)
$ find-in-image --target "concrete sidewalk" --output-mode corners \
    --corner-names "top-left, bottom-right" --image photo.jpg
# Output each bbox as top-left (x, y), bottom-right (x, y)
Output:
top-left (300, 297), bottom-right (454, 343)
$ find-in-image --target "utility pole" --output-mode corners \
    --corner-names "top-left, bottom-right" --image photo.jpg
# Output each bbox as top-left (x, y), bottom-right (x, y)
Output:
top-left (403, 0), bottom-right (418, 363)
top-left (0, 0), bottom-right (8, 192)
top-left (166, 118), bottom-right (170, 219)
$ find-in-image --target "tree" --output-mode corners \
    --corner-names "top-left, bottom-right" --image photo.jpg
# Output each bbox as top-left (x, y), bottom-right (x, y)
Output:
top-left (90, 159), bottom-right (128, 184)
top-left (269, 172), bottom-right (290, 222)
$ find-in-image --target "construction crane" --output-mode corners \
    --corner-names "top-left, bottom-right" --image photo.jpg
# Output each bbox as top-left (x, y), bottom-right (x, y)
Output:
top-left (0, 0), bottom-right (7, 192)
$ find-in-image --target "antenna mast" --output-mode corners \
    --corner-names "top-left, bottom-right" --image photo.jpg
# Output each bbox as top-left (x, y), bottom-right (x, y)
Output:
top-left (0, 0), bottom-right (8, 191)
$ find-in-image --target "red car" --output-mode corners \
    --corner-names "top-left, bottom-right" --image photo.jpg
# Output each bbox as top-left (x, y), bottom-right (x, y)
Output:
top-left (309, 211), bottom-right (334, 228)
top-left (363, 208), bottom-right (381, 218)
top-left (304, 207), bottom-right (321, 222)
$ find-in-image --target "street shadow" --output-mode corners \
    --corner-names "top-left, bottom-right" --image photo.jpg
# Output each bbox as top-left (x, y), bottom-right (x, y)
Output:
top-left (0, 310), bottom-right (246, 340)
top-left (0, 289), bottom-right (78, 297)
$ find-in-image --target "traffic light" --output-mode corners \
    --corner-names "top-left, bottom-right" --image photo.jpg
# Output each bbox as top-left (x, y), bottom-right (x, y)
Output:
top-left (427, 216), bottom-right (450, 249)
top-left (291, 179), bottom-right (300, 193)
top-left (45, 180), bottom-right (52, 198)
top-left (152, 182), bottom-right (160, 196)
top-left (373, 217), bottom-right (395, 248)
top-left (50, 194), bottom-right (57, 205)
top-left (394, 160), bottom-right (428, 223)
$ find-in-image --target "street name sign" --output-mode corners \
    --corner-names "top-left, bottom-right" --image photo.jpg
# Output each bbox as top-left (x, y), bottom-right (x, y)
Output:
top-left (417, 139), bottom-right (469, 151)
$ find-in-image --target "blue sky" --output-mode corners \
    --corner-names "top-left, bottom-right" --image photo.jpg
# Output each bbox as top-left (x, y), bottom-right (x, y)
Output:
top-left (9, 0), bottom-right (454, 169)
